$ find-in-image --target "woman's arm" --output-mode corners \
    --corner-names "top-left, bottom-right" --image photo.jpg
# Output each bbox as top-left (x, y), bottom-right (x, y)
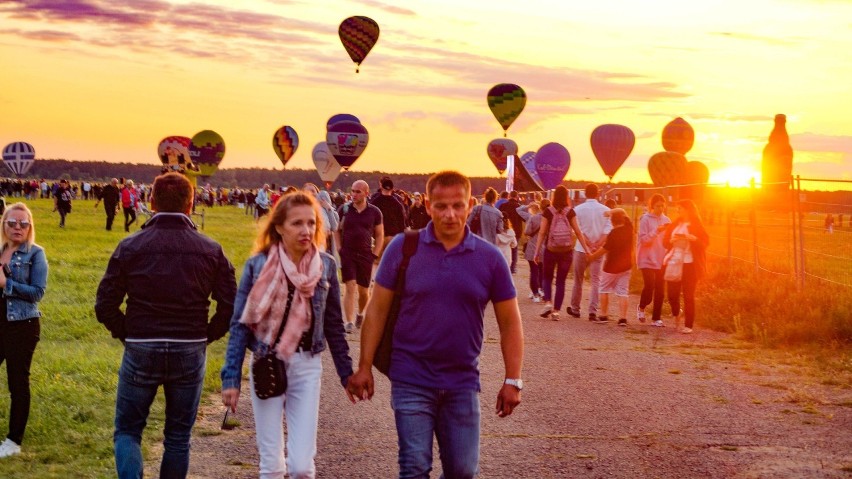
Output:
top-left (221, 259), bottom-right (258, 393)
top-left (3, 248), bottom-right (48, 303)
top-left (534, 216), bottom-right (550, 263)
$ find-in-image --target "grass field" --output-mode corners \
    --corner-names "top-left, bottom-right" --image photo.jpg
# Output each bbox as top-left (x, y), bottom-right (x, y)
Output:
top-left (0, 197), bottom-right (848, 477)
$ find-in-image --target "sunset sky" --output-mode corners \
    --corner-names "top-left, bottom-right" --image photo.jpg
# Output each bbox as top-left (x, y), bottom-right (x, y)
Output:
top-left (1, 0), bottom-right (850, 188)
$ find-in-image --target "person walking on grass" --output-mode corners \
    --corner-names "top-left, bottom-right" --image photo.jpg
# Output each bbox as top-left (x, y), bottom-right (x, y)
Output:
top-left (96, 178), bottom-right (121, 231)
top-left (586, 209), bottom-right (634, 326)
top-left (120, 180), bottom-right (139, 232)
top-left (534, 186), bottom-right (590, 321)
top-left (95, 173), bottom-right (236, 479)
top-left (0, 204), bottom-right (48, 459)
top-left (663, 199), bottom-right (709, 334)
top-left (567, 183), bottom-right (611, 322)
top-left (54, 179), bottom-right (73, 228)
top-left (636, 194), bottom-right (672, 327)
top-left (348, 171), bottom-right (524, 479)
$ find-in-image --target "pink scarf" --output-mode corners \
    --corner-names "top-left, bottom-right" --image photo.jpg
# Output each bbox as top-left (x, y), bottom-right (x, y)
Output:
top-left (240, 243), bottom-right (323, 360)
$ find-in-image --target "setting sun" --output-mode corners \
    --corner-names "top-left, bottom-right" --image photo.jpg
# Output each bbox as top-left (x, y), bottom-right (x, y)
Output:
top-left (710, 166), bottom-right (761, 188)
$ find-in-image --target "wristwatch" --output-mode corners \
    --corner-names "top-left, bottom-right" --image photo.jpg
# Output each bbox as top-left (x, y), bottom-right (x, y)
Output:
top-left (504, 378), bottom-right (524, 390)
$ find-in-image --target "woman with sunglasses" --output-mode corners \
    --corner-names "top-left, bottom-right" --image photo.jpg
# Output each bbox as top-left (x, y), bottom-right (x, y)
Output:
top-left (0, 203), bottom-right (48, 458)
top-left (221, 192), bottom-right (353, 479)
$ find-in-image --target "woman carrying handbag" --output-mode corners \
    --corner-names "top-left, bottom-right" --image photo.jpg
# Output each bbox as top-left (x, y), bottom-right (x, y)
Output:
top-left (662, 199), bottom-right (709, 334)
top-left (221, 192), bottom-right (353, 479)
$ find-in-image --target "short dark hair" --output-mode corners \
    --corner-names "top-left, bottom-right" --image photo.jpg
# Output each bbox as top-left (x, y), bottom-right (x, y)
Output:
top-left (484, 187), bottom-right (498, 204)
top-left (500, 191), bottom-right (509, 199)
top-left (426, 171), bottom-right (470, 199)
top-left (380, 176), bottom-right (394, 190)
top-left (510, 190), bottom-right (519, 199)
top-left (585, 183), bottom-right (599, 199)
top-left (151, 173), bottom-right (192, 213)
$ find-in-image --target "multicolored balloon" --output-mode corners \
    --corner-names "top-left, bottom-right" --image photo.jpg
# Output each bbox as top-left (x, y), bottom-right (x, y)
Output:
top-left (487, 83), bottom-right (526, 137)
top-left (519, 151), bottom-right (544, 190)
top-left (189, 130), bottom-right (226, 177)
top-left (648, 151), bottom-right (687, 187)
top-left (339, 16), bottom-right (379, 73)
top-left (2, 142), bottom-right (35, 176)
top-left (486, 138), bottom-right (518, 175)
top-left (312, 142), bottom-right (342, 189)
top-left (326, 120), bottom-right (368, 170)
top-left (326, 113), bottom-right (360, 131)
top-left (535, 143), bottom-right (571, 190)
top-left (157, 136), bottom-right (191, 168)
top-left (662, 117), bottom-right (694, 155)
top-left (272, 126), bottom-right (299, 168)
top-left (590, 124), bottom-right (635, 180)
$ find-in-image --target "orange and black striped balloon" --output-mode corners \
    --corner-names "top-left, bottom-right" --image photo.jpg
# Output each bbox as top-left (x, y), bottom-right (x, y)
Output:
top-left (339, 16), bottom-right (380, 73)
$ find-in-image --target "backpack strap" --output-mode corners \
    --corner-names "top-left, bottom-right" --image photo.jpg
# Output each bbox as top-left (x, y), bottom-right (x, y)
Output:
top-left (395, 230), bottom-right (420, 294)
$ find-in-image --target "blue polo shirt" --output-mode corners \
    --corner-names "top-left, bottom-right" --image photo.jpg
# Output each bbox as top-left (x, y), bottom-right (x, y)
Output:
top-left (375, 223), bottom-right (516, 391)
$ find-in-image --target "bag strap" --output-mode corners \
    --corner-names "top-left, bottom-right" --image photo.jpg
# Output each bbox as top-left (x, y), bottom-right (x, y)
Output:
top-left (386, 230), bottom-right (420, 332)
top-left (270, 279), bottom-right (296, 349)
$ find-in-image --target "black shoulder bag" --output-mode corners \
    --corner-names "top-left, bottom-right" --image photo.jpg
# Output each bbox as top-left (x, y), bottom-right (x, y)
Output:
top-left (252, 280), bottom-right (296, 400)
top-left (374, 231), bottom-right (420, 377)
top-left (469, 205), bottom-right (482, 235)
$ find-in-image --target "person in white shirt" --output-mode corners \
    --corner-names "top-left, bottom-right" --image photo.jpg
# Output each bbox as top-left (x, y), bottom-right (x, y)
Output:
top-left (567, 184), bottom-right (612, 322)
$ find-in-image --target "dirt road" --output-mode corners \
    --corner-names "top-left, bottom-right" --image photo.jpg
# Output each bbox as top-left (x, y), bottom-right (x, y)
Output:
top-left (167, 275), bottom-right (852, 478)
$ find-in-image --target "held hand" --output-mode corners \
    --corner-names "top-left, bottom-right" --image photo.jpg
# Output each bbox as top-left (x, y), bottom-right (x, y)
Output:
top-left (346, 367), bottom-right (375, 402)
top-left (495, 384), bottom-right (521, 418)
top-left (533, 253), bottom-right (541, 264)
top-left (0, 273), bottom-right (7, 289)
top-left (222, 388), bottom-right (240, 413)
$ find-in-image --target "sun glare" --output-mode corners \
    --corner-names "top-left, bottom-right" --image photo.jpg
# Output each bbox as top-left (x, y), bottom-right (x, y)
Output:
top-left (710, 166), bottom-right (761, 188)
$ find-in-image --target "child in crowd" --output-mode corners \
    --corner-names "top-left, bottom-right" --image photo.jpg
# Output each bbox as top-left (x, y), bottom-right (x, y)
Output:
top-left (587, 208), bottom-right (634, 326)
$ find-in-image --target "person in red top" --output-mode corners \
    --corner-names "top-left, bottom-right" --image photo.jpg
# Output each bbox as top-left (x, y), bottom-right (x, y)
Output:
top-left (120, 180), bottom-right (139, 232)
top-left (587, 208), bottom-right (634, 326)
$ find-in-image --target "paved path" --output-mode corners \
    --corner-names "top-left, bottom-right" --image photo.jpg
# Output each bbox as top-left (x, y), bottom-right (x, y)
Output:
top-left (171, 268), bottom-right (851, 478)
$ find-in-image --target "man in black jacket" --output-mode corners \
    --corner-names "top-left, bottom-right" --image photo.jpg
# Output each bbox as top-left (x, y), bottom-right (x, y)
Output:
top-left (95, 172), bottom-right (236, 479)
top-left (96, 178), bottom-right (120, 231)
top-left (499, 190), bottom-right (525, 274)
top-left (369, 176), bottom-right (406, 261)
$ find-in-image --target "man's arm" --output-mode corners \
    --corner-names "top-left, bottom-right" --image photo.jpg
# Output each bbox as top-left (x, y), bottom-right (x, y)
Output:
top-left (94, 249), bottom-right (128, 341)
top-left (372, 223), bottom-right (385, 258)
top-left (346, 283), bottom-right (394, 402)
top-left (493, 298), bottom-right (524, 417)
top-left (207, 250), bottom-right (237, 343)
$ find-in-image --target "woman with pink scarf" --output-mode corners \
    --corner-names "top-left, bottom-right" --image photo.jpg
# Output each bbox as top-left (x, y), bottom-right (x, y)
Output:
top-left (221, 192), bottom-right (353, 479)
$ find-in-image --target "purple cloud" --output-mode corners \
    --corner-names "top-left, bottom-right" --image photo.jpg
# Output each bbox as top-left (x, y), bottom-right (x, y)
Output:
top-left (791, 133), bottom-right (852, 157)
top-left (350, 0), bottom-right (416, 16)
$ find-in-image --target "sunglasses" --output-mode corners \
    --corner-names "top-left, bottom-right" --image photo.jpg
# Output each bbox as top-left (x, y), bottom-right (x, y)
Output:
top-left (5, 220), bottom-right (30, 229)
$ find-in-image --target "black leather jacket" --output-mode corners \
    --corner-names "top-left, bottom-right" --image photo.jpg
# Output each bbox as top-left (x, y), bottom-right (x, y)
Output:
top-left (95, 213), bottom-right (236, 342)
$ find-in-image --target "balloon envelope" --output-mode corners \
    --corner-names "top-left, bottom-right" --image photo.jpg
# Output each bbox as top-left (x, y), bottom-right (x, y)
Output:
top-left (662, 117), bottom-right (694, 155)
top-left (487, 83), bottom-right (526, 134)
top-left (189, 130), bottom-right (226, 177)
top-left (535, 143), bottom-right (571, 190)
top-left (590, 124), bottom-right (635, 179)
top-left (158, 136), bottom-right (191, 167)
top-left (312, 142), bottom-right (342, 188)
top-left (486, 138), bottom-right (518, 175)
top-left (339, 16), bottom-right (379, 72)
top-left (519, 151), bottom-right (544, 190)
top-left (272, 125), bottom-right (299, 167)
top-left (2, 142), bottom-right (35, 176)
top-left (648, 151), bottom-right (687, 187)
top-left (326, 121), bottom-right (368, 170)
top-left (326, 114), bottom-right (361, 131)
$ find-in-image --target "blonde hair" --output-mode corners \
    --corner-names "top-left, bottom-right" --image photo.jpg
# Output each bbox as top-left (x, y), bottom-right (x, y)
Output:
top-left (253, 192), bottom-right (325, 254)
top-left (1, 203), bottom-right (35, 250)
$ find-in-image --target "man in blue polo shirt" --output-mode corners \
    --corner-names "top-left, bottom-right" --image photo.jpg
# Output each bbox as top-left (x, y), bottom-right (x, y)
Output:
top-left (348, 170), bottom-right (524, 478)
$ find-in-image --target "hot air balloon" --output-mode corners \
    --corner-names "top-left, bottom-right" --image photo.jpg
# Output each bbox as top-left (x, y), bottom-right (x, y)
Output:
top-left (312, 142), bottom-right (342, 190)
top-left (662, 117), bottom-right (694, 155)
top-left (2, 142), bottom-right (35, 176)
top-left (189, 130), bottom-right (226, 177)
top-left (682, 160), bottom-right (710, 201)
top-left (535, 143), bottom-right (571, 190)
top-left (272, 126), bottom-right (299, 168)
top-left (648, 151), bottom-right (687, 187)
top-left (339, 16), bottom-right (379, 73)
top-left (519, 151), bottom-right (544, 190)
top-left (486, 138), bottom-right (518, 175)
top-left (157, 136), bottom-right (191, 169)
top-left (326, 120), bottom-right (368, 170)
top-left (487, 83), bottom-right (526, 137)
top-left (326, 113), bottom-right (361, 131)
top-left (590, 124), bottom-right (635, 181)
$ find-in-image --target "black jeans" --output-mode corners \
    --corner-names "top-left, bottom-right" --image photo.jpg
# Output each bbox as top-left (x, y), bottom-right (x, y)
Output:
top-left (0, 318), bottom-right (40, 445)
top-left (104, 203), bottom-right (117, 231)
top-left (667, 263), bottom-right (698, 328)
top-left (123, 207), bottom-right (137, 232)
top-left (639, 268), bottom-right (666, 321)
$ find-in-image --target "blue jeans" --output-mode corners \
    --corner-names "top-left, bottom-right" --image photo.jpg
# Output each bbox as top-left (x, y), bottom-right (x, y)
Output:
top-left (541, 249), bottom-right (573, 310)
top-left (114, 341), bottom-right (207, 479)
top-left (391, 381), bottom-right (480, 479)
top-left (570, 251), bottom-right (603, 315)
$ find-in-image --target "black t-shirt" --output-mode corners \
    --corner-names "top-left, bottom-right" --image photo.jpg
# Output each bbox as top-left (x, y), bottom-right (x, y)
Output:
top-left (339, 203), bottom-right (383, 252)
top-left (499, 199), bottom-right (525, 233)
top-left (602, 223), bottom-right (634, 273)
top-left (370, 194), bottom-right (406, 236)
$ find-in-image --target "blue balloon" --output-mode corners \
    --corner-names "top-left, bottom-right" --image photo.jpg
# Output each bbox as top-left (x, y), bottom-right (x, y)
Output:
top-left (535, 143), bottom-right (571, 190)
top-left (326, 113), bottom-right (361, 132)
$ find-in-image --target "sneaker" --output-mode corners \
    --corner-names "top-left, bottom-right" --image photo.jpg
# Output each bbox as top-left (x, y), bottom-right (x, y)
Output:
top-left (528, 292), bottom-right (535, 299)
top-left (344, 322), bottom-right (354, 334)
top-left (355, 313), bottom-right (364, 328)
top-left (595, 315), bottom-right (610, 324)
top-left (617, 318), bottom-right (627, 327)
top-left (679, 327), bottom-right (693, 334)
top-left (588, 313), bottom-right (597, 322)
top-left (674, 312), bottom-right (685, 330)
top-left (652, 320), bottom-right (665, 327)
top-left (538, 289), bottom-right (544, 297)
top-left (566, 308), bottom-right (581, 318)
top-left (532, 296), bottom-right (543, 303)
top-left (551, 312), bottom-right (560, 321)
top-left (637, 306), bottom-right (646, 323)
top-left (0, 438), bottom-right (21, 458)
top-left (539, 303), bottom-right (553, 318)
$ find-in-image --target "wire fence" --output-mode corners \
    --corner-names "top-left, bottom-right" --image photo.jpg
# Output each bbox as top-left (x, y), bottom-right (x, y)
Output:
top-left (600, 176), bottom-right (852, 289)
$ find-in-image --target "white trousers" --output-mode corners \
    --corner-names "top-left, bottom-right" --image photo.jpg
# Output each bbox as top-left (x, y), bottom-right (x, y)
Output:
top-left (249, 351), bottom-right (323, 479)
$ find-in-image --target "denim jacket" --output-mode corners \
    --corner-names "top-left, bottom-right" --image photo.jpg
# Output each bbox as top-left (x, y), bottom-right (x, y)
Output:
top-left (2, 243), bottom-right (48, 321)
top-left (221, 251), bottom-right (352, 390)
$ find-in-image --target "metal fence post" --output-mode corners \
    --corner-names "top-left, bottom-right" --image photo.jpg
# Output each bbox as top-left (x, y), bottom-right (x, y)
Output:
top-left (750, 178), bottom-right (759, 273)
top-left (796, 175), bottom-right (805, 289)
top-left (790, 175), bottom-right (799, 290)
top-left (726, 182), bottom-right (733, 268)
